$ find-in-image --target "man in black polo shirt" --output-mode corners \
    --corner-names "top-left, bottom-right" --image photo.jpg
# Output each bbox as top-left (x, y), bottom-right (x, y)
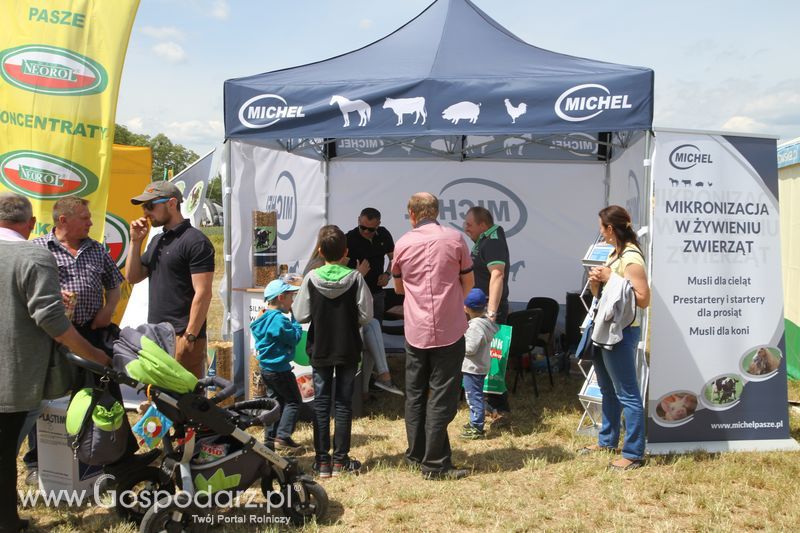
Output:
top-left (126, 181), bottom-right (215, 378)
top-left (463, 206), bottom-right (511, 425)
top-left (346, 207), bottom-right (394, 322)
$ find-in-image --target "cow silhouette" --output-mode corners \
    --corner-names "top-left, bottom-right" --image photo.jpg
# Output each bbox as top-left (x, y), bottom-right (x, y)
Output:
top-left (383, 97), bottom-right (427, 126)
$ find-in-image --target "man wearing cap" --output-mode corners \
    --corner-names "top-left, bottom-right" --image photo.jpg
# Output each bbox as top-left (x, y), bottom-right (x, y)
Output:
top-left (126, 181), bottom-right (215, 378)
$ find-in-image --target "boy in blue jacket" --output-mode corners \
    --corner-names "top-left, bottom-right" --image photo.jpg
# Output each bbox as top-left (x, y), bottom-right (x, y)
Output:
top-left (251, 276), bottom-right (303, 452)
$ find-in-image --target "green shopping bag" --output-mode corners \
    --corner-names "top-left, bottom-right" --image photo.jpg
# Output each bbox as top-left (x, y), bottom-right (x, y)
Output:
top-left (484, 324), bottom-right (512, 395)
top-left (294, 330), bottom-right (309, 366)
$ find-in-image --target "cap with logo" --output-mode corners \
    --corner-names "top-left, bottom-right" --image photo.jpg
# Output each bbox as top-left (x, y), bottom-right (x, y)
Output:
top-left (464, 288), bottom-right (488, 310)
top-left (131, 181), bottom-right (184, 205)
top-left (263, 278), bottom-right (300, 302)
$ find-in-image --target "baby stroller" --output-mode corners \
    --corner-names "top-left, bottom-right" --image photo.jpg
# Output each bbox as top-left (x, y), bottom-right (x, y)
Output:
top-left (65, 323), bottom-right (327, 531)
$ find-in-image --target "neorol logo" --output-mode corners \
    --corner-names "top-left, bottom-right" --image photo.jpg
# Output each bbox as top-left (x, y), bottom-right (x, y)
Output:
top-left (437, 178), bottom-right (527, 237)
top-left (555, 84), bottom-right (632, 122)
top-left (0, 44), bottom-right (107, 95)
top-left (104, 213), bottom-right (130, 268)
top-left (238, 94), bottom-right (305, 129)
top-left (669, 144), bottom-right (714, 170)
top-left (265, 171), bottom-right (297, 239)
top-left (0, 150), bottom-right (98, 199)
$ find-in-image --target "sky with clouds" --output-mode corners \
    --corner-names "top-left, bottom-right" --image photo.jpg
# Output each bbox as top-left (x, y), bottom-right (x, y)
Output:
top-left (116, 0), bottom-right (800, 154)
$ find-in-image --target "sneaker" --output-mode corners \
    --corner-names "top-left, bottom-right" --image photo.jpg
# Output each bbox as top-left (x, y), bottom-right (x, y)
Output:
top-left (274, 437), bottom-right (303, 454)
top-left (332, 458), bottom-right (362, 477)
top-left (423, 467), bottom-right (469, 480)
top-left (25, 469), bottom-right (38, 487)
top-left (374, 379), bottom-right (404, 396)
top-left (459, 425), bottom-right (485, 440)
top-left (312, 461), bottom-right (332, 479)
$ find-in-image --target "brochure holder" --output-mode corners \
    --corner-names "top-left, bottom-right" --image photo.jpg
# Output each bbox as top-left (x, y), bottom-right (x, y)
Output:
top-left (575, 234), bottom-right (649, 435)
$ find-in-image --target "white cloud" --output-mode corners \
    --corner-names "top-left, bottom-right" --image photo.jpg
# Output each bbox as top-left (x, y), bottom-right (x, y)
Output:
top-left (210, 0), bottom-right (229, 20)
top-left (165, 120), bottom-right (225, 146)
top-left (123, 117), bottom-right (146, 132)
top-left (359, 19), bottom-right (374, 29)
top-left (140, 26), bottom-right (185, 41)
top-left (152, 42), bottom-right (186, 63)
top-left (720, 115), bottom-right (770, 134)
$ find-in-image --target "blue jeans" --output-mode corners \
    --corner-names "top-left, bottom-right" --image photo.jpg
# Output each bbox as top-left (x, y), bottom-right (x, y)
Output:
top-left (312, 364), bottom-right (357, 463)
top-left (462, 373), bottom-right (486, 431)
top-left (261, 370), bottom-right (302, 442)
top-left (592, 326), bottom-right (644, 460)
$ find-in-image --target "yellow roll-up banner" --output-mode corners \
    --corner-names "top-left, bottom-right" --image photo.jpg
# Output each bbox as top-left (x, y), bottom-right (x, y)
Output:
top-left (107, 144), bottom-right (151, 324)
top-left (0, 0), bottom-right (140, 241)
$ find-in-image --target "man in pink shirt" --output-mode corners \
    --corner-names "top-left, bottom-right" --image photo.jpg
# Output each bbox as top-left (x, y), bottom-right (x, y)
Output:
top-left (392, 192), bottom-right (474, 480)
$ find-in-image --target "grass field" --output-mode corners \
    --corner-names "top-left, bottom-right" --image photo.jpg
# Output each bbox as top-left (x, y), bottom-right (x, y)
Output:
top-left (16, 229), bottom-right (800, 531)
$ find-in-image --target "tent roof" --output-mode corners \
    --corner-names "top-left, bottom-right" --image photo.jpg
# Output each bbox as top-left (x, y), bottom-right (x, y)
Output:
top-left (224, 0), bottom-right (653, 144)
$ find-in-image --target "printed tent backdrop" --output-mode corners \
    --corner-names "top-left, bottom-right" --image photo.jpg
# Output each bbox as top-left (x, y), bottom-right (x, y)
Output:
top-left (220, 0), bottom-right (654, 394)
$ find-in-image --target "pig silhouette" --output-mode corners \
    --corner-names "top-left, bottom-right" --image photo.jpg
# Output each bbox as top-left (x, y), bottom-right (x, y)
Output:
top-left (442, 101), bottom-right (481, 125)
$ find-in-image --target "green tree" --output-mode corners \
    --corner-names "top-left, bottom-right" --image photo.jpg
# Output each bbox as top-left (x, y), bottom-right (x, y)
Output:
top-left (114, 124), bottom-right (199, 182)
top-left (207, 175), bottom-right (222, 204)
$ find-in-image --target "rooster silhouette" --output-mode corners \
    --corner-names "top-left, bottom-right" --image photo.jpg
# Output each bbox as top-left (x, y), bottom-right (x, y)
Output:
top-left (504, 99), bottom-right (527, 124)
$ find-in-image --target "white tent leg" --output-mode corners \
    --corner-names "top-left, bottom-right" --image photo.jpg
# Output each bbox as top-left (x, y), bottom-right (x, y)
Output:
top-left (223, 140), bottom-right (233, 341)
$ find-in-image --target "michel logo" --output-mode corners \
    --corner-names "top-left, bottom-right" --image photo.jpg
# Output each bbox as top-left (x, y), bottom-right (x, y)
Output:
top-left (265, 170), bottom-right (297, 239)
top-left (549, 133), bottom-right (599, 157)
top-left (438, 178), bottom-right (527, 238)
top-left (238, 94), bottom-right (306, 129)
top-left (0, 44), bottom-right (107, 95)
top-left (104, 213), bottom-right (130, 268)
top-left (337, 138), bottom-right (384, 156)
top-left (0, 150), bottom-right (98, 199)
top-left (555, 84), bottom-right (632, 122)
top-left (669, 144), bottom-right (714, 170)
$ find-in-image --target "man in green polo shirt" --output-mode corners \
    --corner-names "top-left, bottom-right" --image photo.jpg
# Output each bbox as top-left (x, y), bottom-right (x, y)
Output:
top-left (463, 206), bottom-right (511, 426)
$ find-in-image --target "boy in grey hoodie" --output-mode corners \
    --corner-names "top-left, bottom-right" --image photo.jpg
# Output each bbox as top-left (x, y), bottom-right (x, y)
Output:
top-left (292, 225), bottom-right (372, 478)
top-left (460, 288), bottom-right (498, 439)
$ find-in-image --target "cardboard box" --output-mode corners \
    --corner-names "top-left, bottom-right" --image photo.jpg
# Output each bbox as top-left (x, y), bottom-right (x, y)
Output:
top-left (37, 397), bottom-right (103, 496)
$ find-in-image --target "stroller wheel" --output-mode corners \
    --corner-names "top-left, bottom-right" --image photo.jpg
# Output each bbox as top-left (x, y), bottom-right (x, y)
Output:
top-left (282, 480), bottom-right (328, 526)
top-left (139, 494), bottom-right (208, 533)
top-left (115, 467), bottom-right (175, 524)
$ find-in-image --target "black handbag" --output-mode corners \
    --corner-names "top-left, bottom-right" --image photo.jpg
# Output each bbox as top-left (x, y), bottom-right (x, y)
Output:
top-left (575, 319), bottom-right (596, 360)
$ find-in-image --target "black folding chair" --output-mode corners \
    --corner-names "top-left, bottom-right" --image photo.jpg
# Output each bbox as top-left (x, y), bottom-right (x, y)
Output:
top-left (527, 297), bottom-right (560, 384)
top-left (506, 309), bottom-right (543, 397)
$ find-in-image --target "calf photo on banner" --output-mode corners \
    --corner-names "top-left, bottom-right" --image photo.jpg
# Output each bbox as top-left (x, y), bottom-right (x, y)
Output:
top-left (647, 130), bottom-right (796, 453)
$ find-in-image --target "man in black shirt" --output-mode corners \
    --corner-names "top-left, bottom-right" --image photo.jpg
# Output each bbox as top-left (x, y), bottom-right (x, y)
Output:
top-left (463, 206), bottom-right (511, 425)
top-left (346, 207), bottom-right (394, 322)
top-left (127, 181), bottom-right (215, 378)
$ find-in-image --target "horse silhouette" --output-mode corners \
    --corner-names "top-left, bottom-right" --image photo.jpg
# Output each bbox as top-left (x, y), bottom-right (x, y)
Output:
top-left (509, 260), bottom-right (526, 282)
top-left (330, 95), bottom-right (371, 127)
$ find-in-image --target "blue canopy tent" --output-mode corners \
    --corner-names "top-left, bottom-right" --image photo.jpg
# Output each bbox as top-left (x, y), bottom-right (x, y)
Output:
top-left (219, 0), bottom-right (655, 400)
top-left (223, 0), bottom-right (653, 159)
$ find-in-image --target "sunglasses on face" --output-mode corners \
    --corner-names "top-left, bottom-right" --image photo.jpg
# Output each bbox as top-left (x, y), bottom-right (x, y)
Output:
top-left (142, 197), bottom-right (171, 210)
top-left (359, 225), bottom-right (378, 233)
